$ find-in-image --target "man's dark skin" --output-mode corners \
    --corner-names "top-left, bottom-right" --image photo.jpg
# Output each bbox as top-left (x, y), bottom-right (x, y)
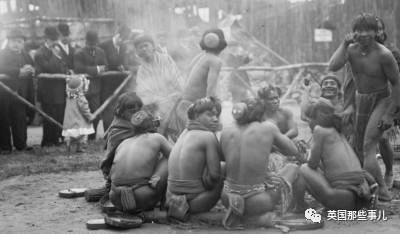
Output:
top-left (329, 14), bottom-right (400, 200)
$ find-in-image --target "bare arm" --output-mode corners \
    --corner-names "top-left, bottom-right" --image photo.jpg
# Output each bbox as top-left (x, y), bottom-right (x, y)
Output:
top-left (381, 50), bottom-right (400, 115)
top-left (328, 34), bottom-right (353, 72)
top-left (156, 133), bottom-right (172, 158)
top-left (204, 134), bottom-right (222, 186)
top-left (206, 57), bottom-right (222, 97)
top-left (307, 126), bottom-right (325, 169)
top-left (283, 109), bottom-right (298, 139)
top-left (265, 121), bottom-right (299, 157)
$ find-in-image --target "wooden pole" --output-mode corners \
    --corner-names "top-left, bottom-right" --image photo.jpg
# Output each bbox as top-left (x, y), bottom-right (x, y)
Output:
top-left (0, 81), bottom-right (63, 129)
top-left (221, 62), bottom-right (328, 72)
top-left (92, 72), bottom-right (133, 118)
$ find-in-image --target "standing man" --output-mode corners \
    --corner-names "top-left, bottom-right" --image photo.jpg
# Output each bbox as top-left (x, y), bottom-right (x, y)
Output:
top-left (35, 26), bottom-right (68, 147)
top-left (0, 29), bottom-right (35, 154)
top-left (57, 23), bottom-right (75, 72)
top-left (328, 13), bottom-right (400, 200)
top-left (99, 24), bottom-right (131, 132)
top-left (74, 30), bottom-right (108, 140)
top-left (165, 28), bottom-right (227, 141)
top-left (167, 97), bottom-right (223, 221)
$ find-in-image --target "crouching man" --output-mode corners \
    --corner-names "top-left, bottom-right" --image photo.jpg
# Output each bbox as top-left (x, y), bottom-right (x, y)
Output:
top-left (298, 99), bottom-right (377, 211)
top-left (109, 110), bottom-right (172, 213)
top-left (220, 98), bottom-right (306, 229)
top-left (166, 97), bottom-right (223, 221)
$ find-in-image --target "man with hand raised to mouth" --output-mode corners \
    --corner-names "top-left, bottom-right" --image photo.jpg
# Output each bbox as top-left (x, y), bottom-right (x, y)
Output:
top-left (328, 13), bottom-right (400, 201)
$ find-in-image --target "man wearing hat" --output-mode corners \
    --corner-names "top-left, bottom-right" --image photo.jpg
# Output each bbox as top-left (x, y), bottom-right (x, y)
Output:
top-left (35, 26), bottom-right (69, 147)
top-left (0, 29), bottom-right (35, 153)
top-left (74, 30), bottom-right (107, 140)
top-left (99, 24), bottom-right (131, 132)
top-left (57, 23), bottom-right (74, 71)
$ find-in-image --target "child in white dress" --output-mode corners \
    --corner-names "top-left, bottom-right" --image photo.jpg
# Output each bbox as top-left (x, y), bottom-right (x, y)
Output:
top-left (62, 75), bottom-right (94, 154)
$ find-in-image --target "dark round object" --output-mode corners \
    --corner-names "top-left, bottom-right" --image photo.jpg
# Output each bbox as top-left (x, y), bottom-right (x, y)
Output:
top-left (105, 213), bottom-right (143, 229)
top-left (84, 187), bottom-right (108, 202)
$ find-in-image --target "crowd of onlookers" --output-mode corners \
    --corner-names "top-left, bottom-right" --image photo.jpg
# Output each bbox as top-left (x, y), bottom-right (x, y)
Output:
top-left (0, 23), bottom-right (139, 154)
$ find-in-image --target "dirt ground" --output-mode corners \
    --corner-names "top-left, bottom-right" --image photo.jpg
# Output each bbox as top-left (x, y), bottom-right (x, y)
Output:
top-left (1, 102), bottom-right (400, 234)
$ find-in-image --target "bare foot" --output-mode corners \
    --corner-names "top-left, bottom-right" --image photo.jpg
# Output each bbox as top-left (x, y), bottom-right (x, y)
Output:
top-left (378, 186), bottom-right (392, 202)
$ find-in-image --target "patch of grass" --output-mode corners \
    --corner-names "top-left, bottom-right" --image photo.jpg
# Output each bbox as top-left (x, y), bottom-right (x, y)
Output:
top-left (0, 140), bottom-right (105, 180)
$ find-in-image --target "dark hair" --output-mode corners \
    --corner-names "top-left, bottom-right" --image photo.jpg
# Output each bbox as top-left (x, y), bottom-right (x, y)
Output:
top-left (44, 26), bottom-right (59, 41)
top-left (133, 34), bottom-right (155, 48)
top-left (187, 96), bottom-right (222, 120)
top-left (352, 13), bottom-right (378, 32)
top-left (257, 85), bottom-right (281, 101)
top-left (130, 110), bottom-right (158, 134)
top-left (85, 30), bottom-right (99, 45)
top-left (114, 92), bottom-right (143, 119)
top-left (310, 99), bottom-right (342, 133)
top-left (375, 16), bottom-right (387, 44)
top-left (320, 74), bottom-right (342, 90)
top-left (199, 28), bottom-right (227, 54)
top-left (233, 98), bottom-right (264, 125)
top-left (57, 23), bottom-right (70, 37)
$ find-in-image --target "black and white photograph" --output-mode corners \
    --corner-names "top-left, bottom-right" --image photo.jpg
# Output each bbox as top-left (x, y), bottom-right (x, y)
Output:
top-left (0, 0), bottom-right (399, 233)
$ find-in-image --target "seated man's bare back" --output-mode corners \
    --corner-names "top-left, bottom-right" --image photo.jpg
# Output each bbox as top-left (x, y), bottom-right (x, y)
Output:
top-left (109, 111), bottom-right (172, 213)
top-left (166, 97), bottom-right (223, 221)
top-left (298, 100), bottom-right (377, 210)
top-left (220, 98), bottom-right (304, 229)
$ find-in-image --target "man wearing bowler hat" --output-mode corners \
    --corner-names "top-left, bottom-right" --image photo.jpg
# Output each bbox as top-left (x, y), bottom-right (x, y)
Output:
top-left (35, 26), bottom-right (69, 147)
top-left (0, 29), bottom-right (35, 154)
top-left (74, 30), bottom-right (107, 140)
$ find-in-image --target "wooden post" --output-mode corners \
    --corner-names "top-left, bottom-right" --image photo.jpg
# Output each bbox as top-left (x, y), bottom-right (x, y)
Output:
top-left (0, 80), bottom-right (63, 129)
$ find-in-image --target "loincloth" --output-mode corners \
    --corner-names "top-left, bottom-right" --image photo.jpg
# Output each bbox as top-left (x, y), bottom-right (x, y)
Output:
top-left (164, 98), bottom-right (193, 142)
top-left (327, 171), bottom-right (373, 209)
top-left (166, 178), bottom-right (206, 221)
top-left (110, 177), bottom-right (156, 213)
top-left (222, 176), bottom-right (292, 229)
top-left (354, 86), bottom-right (390, 164)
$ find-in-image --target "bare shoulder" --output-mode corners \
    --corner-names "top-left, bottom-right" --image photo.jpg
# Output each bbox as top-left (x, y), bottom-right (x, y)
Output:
top-left (206, 53), bottom-right (222, 65)
top-left (149, 132), bottom-right (168, 141)
top-left (260, 121), bottom-right (279, 132)
top-left (378, 44), bottom-right (396, 61)
top-left (313, 125), bottom-right (330, 136)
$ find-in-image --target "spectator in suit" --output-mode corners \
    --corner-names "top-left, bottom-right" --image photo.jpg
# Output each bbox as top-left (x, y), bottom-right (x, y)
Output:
top-left (99, 24), bottom-right (131, 132)
top-left (0, 29), bottom-right (35, 154)
top-left (74, 30), bottom-right (107, 140)
top-left (34, 26), bottom-right (68, 147)
top-left (57, 23), bottom-right (74, 71)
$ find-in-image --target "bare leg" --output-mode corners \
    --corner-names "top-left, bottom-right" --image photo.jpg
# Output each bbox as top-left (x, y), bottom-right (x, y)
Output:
top-left (363, 100), bottom-right (392, 200)
top-left (299, 164), bottom-right (357, 210)
top-left (379, 138), bottom-right (394, 188)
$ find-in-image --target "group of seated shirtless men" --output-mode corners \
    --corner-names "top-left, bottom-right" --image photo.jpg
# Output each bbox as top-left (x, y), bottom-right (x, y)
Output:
top-left (97, 74), bottom-right (381, 229)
